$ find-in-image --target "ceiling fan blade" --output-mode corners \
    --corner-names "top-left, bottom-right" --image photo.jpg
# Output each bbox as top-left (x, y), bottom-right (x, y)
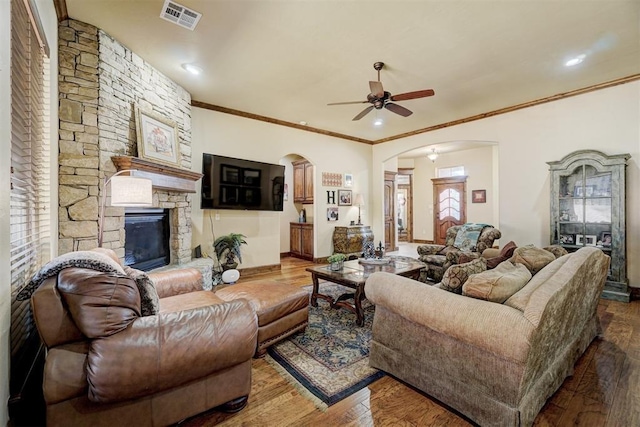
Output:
top-left (385, 102), bottom-right (413, 117)
top-left (390, 89), bottom-right (435, 102)
top-left (327, 100), bottom-right (369, 106)
top-left (369, 81), bottom-right (384, 98)
top-left (352, 105), bottom-right (374, 121)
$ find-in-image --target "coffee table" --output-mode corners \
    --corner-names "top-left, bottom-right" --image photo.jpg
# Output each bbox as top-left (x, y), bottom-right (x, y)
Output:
top-left (306, 256), bottom-right (426, 326)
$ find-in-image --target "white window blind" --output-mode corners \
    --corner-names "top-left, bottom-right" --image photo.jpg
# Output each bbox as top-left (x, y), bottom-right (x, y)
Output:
top-left (10, 0), bottom-right (51, 358)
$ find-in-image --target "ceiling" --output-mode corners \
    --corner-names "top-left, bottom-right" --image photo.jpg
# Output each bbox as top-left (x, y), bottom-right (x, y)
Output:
top-left (64, 0), bottom-right (640, 145)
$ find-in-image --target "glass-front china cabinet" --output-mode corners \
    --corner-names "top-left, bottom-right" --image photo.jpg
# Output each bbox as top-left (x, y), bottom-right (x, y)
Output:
top-left (548, 150), bottom-right (630, 302)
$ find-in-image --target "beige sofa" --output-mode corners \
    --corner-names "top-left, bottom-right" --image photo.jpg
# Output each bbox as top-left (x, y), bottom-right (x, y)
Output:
top-left (365, 247), bottom-right (609, 426)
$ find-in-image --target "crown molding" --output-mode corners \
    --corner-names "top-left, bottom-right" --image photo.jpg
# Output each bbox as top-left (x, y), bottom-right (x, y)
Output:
top-left (194, 74), bottom-right (640, 146)
top-left (190, 101), bottom-right (373, 145)
top-left (373, 73), bottom-right (640, 144)
top-left (53, 0), bottom-right (68, 22)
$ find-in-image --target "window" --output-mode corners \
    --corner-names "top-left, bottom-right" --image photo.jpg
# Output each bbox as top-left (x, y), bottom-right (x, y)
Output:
top-left (10, 0), bottom-right (51, 359)
top-left (438, 189), bottom-right (462, 221)
top-left (437, 166), bottom-right (465, 178)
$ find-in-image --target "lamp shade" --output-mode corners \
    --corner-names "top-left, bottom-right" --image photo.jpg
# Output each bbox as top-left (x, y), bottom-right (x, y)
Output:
top-left (110, 176), bottom-right (153, 206)
top-left (354, 194), bottom-right (365, 206)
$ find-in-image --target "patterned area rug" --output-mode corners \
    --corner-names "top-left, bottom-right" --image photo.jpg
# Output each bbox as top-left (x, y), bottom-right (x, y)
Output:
top-left (266, 283), bottom-right (384, 409)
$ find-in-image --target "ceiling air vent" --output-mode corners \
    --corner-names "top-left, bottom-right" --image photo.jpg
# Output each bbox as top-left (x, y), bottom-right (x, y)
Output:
top-left (160, 0), bottom-right (202, 31)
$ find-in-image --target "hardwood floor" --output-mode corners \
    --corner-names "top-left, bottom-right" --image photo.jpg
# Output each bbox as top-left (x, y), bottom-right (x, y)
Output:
top-left (181, 256), bottom-right (640, 427)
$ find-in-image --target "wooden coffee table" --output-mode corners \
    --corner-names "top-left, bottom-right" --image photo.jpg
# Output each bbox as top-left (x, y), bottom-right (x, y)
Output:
top-left (306, 256), bottom-right (425, 326)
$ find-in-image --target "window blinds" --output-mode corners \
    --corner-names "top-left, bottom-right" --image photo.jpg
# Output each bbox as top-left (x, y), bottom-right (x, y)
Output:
top-left (10, 0), bottom-right (51, 358)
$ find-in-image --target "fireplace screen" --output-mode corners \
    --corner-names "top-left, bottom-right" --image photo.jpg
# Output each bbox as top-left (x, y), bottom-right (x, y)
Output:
top-left (124, 208), bottom-right (170, 271)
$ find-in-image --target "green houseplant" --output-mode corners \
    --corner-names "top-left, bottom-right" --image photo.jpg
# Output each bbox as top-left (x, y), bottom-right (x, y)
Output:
top-left (214, 233), bottom-right (247, 270)
top-left (327, 253), bottom-right (347, 271)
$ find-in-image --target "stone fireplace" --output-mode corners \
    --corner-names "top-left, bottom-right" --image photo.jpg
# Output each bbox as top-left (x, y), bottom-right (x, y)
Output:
top-left (57, 19), bottom-right (196, 265)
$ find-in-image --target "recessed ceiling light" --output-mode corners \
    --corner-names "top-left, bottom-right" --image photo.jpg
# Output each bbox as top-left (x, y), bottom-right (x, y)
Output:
top-left (181, 63), bottom-right (203, 75)
top-left (565, 54), bottom-right (586, 67)
top-left (373, 118), bottom-right (383, 126)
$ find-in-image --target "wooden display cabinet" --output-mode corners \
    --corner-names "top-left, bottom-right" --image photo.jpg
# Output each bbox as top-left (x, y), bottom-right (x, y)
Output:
top-left (548, 150), bottom-right (630, 302)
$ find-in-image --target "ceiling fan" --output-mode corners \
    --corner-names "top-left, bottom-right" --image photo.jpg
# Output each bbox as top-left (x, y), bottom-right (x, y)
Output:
top-left (328, 62), bottom-right (435, 121)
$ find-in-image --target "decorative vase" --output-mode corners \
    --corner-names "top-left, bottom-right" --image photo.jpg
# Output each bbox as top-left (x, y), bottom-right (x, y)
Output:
top-left (330, 261), bottom-right (343, 271)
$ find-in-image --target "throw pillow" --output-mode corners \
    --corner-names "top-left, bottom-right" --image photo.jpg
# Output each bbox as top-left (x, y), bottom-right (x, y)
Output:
top-left (440, 257), bottom-right (487, 294)
top-left (124, 266), bottom-right (160, 316)
top-left (486, 240), bottom-right (518, 269)
top-left (462, 260), bottom-right (532, 303)
top-left (543, 245), bottom-right (569, 259)
top-left (510, 245), bottom-right (555, 275)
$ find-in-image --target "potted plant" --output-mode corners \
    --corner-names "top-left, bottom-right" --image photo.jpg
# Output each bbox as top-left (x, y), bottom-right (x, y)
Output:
top-left (327, 253), bottom-right (347, 271)
top-left (214, 233), bottom-right (247, 270)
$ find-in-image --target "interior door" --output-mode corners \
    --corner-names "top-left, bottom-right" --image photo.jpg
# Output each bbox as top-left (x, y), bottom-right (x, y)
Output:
top-left (432, 176), bottom-right (467, 244)
top-left (384, 171), bottom-right (397, 251)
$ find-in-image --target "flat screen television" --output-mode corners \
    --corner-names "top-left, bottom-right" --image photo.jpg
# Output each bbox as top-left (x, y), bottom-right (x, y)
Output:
top-left (201, 153), bottom-right (285, 211)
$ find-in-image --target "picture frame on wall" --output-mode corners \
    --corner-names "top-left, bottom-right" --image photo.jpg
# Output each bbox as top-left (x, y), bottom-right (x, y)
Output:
top-left (344, 173), bottom-right (353, 187)
top-left (338, 190), bottom-right (352, 206)
top-left (327, 207), bottom-right (339, 221)
top-left (472, 189), bottom-right (486, 203)
top-left (135, 104), bottom-right (180, 167)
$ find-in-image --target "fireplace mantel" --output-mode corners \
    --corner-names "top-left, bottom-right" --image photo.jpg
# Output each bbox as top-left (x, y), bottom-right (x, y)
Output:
top-left (112, 156), bottom-right (203, 193)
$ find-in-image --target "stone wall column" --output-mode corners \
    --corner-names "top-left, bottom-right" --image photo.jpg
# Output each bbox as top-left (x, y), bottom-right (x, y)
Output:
top-left (58, 20), bottom-right (101, 253)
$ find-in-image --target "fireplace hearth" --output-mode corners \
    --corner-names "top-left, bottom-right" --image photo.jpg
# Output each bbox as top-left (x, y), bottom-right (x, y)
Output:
top-left (124, 208), bottom-right (170, 271)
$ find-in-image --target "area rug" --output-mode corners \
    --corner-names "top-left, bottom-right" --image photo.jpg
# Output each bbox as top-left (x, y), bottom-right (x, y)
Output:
top-left (266, 283), bottom-right (384, 409)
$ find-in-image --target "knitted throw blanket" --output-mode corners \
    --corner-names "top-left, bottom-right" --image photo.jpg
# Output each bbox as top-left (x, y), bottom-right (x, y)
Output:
top-left (453, 223), bottom-right (490, 252)
top-left (17, 251), bottom-right (126, 301)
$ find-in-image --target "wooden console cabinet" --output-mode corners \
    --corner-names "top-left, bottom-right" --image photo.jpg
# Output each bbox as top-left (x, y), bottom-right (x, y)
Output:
top-left (290, 222), bottom-right (313, 260)
top-left (293, 160), bottom-right (314, 204)
top-left (332, 226), bottom-right (374, 259)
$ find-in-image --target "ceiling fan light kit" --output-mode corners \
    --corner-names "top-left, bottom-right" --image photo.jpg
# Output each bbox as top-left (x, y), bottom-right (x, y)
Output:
top-left (328, 61), bottom-right (435, 121)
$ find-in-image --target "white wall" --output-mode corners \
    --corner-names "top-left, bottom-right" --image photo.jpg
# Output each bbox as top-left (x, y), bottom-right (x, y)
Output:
top-left (190, 108), bottom-right (372, 267)
top-left (405, 145), bottom-right (497, 242)
top-left (1, 1), bottom-right (58, 423)
top-left (372, 82), bottom-right (640, 287)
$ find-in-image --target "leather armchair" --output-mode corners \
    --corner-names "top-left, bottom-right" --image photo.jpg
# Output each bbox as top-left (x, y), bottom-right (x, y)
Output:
top-left (31, 249), bottom-right (258, 426)
top-left (417, 225), bottom-right (501, 282)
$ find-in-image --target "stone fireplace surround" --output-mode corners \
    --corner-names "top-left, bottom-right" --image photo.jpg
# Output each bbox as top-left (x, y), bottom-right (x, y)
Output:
top-left (57, 18), bottom-right (197, 266)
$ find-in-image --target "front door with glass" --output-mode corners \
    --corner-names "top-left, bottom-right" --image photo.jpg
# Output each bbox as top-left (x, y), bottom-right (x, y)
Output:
top-left (432, 176), bottom-right (467, 244)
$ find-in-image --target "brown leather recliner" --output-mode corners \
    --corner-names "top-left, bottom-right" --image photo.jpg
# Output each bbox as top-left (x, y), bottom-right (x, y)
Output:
top-left (31, 251), bottom-right (258, 426)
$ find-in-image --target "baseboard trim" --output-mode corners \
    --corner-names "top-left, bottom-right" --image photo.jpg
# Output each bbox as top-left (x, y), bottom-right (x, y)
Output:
top-left (413, 239), bottom-right (433, 244)
top-left (239, 263), bottom-right (281, 277)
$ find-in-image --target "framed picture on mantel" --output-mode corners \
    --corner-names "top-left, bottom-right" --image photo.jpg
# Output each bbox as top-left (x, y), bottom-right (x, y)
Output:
top-left (135, 104), bottom-right (180, 167)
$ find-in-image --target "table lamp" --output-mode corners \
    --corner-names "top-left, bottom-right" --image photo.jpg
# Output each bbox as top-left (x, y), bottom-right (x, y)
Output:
top-left (354, 193), bottom-right (365, 225)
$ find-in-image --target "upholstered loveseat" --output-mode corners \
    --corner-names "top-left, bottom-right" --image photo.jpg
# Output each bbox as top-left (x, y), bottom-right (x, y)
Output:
top-left (417, 224), bottom-right (501, 282)
top-left (29, 248), bottom-right (309, 426)
top-left (366, 247), bottom-right (609, 426)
